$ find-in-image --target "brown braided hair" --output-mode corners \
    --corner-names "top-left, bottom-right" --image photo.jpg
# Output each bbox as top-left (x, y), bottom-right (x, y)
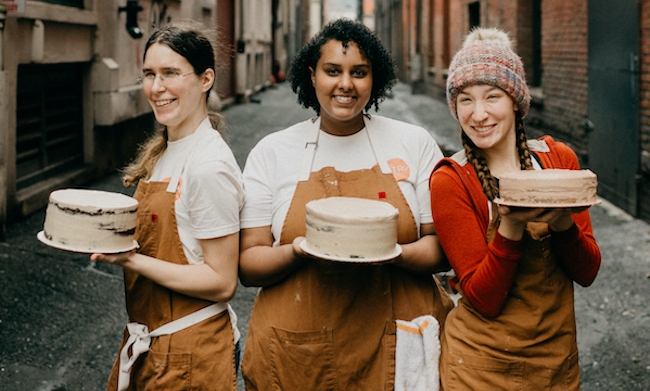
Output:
top-left (462, 111), bottom-right (533, 201)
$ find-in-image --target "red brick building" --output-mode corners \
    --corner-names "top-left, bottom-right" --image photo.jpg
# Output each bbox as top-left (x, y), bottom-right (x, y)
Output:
top-left (376, 0), bottom-right (650, 222)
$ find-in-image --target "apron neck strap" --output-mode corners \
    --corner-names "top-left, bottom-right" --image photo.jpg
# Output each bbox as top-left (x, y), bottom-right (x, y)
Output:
top-left (165, 130), bottom-right (204, 193)
top-left (298, 115), bottom-right (392, 181)
top-left (364, 115), bottom-right (392, 175)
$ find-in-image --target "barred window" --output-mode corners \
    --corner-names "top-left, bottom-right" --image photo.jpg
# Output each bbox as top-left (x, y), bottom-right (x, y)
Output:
top-left (16, 63), bottom-right (85, 190)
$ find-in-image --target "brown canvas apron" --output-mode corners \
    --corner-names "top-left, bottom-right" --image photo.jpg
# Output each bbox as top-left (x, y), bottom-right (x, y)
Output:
top-left (106, 162), bottom-right (237, 390)
top-left (242, 117), bottom-right (453, 391)
top-left (440, 204), bottom-right (580, 390)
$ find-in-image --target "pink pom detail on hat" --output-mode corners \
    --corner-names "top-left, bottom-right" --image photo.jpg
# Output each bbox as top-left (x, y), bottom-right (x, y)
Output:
top-left (446, 28), bottom-right (531, 119)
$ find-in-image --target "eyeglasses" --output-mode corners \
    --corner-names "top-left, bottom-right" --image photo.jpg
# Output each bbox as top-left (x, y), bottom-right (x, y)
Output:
top-left (137, 71), bottom-right (195, 86)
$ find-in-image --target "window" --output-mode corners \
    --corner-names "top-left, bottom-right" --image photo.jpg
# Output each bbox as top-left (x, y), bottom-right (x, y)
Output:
top-left (469, 2), bottom-right (480, 30)
top-left (531, 0), bottom-right (542, 86)
top-left (16, 63), bottom-right (85, 190)
top-left (34, 0), bottom-right (84, 8)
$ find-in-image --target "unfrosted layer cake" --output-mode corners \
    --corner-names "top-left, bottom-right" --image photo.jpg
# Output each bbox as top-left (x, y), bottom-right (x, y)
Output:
top-left (305, 196), bottom-right (399, 259)
top-left (496, 169), bottom-right (598, 206)
top-left (42, 189), bottom-right (138, 252)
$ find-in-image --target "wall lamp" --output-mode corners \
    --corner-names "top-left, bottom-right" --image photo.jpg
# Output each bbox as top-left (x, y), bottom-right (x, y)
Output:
top-left (119, 0), bottom-right (143, 39)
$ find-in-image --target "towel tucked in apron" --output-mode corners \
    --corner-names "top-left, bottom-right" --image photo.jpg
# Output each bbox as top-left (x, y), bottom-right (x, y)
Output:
top-left (242, 117), bottom-right (453, 390)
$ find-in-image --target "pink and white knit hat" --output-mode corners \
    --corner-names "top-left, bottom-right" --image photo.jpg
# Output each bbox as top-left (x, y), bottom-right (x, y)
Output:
top-left (446, 28), bottom-right (531, 119)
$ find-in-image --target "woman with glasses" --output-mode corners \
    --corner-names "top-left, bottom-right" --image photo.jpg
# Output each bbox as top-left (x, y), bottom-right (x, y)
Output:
top-left (91, 22), bottom-right (243, 391)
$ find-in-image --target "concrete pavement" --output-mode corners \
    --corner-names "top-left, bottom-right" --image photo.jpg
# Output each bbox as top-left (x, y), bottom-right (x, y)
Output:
top-left (0, 82), bottom-right (648, 390)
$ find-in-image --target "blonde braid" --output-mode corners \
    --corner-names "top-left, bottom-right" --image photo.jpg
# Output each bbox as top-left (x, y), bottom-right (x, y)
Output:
top-left (122, 127), bottom-right (168, 187)
top-left (462, 132), bottom-right (500, 200)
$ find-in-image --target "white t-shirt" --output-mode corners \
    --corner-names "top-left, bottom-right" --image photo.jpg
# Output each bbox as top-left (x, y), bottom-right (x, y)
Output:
top-left (240, 115), bottom-right (444, 246)
top-left (149, 118), bottom-right (244, 264)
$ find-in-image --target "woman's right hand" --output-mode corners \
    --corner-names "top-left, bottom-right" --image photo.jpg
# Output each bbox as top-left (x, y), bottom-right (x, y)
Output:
top-left (497, 205), bottom-right (584, 241)
top-left (239, 227), bottom-right (310, 287)
top-left (497, 205), bottom-right (550, 241)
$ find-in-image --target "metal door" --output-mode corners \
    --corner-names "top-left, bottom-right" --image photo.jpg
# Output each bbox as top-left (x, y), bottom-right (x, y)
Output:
top-left (587, 0), bottom-right (639, 215)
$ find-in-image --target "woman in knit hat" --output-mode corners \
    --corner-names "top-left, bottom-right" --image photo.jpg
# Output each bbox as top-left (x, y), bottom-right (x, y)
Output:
top-left (429, 28), bottom-right (601, 389)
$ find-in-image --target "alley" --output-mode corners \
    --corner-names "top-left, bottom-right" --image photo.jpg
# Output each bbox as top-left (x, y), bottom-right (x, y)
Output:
top-left (0, 82), bottom-right (648, 390)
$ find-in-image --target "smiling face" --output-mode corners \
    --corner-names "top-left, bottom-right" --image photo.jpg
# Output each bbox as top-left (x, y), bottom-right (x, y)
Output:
top-left (310, 40), bottom-right (373, 135)
top-left (456, 84), bottom-right (519, 154)
top-left (142, 43), bottom-right (214, 140)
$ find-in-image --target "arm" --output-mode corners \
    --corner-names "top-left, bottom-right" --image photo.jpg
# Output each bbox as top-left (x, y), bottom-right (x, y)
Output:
top-left (431, 167), bottom-right (523, 317)
top-left (539, 143), bottom-right (601, 286)
top-left (393, 129), bottom-right (449, 274)
top-left (238, 226), bottom-right (309, 287)
top-left (393, 223), bottom-right (450, 274)
top-left (91, 232), bottom-right (239, 302)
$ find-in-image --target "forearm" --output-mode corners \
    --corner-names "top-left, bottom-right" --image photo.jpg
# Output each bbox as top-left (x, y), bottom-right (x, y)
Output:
top-left (118, 252), bottom-right (237, 302)
top-left (239, 243), bottom-right (304, 287)
top-left (551, 222), bottom-right (601, 286)
top-left (395, 234), bottom-right (450, 274)
top-left (459, 232), bottom-right (523, 317)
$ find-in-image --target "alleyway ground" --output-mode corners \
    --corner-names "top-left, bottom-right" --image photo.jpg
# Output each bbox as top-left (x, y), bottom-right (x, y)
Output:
top-left (0, 82), bottom-right (648, 390)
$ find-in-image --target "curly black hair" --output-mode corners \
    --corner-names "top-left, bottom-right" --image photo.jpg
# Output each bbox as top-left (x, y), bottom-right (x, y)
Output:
top-left (289, 18), bottom-right (397, 114)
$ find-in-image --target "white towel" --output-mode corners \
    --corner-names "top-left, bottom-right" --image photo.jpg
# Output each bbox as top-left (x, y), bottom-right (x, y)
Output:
top-left (395, 315), bottom-right (441, 391)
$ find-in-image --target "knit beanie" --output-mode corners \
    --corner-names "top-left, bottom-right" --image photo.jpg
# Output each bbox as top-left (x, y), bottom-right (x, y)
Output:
top-left (446, 28), bottom-right (531, 119)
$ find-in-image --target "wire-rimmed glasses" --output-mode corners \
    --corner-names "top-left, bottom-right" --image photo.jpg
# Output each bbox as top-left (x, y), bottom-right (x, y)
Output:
top-left (137, 71), bottom-right (195, 86)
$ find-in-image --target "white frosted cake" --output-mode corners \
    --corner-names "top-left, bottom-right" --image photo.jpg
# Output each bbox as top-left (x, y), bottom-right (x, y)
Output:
top-left (304, 197), bottom-right (399, 260)
top-left (495, 169), bottom-right (598, 207)
top-left (41, 189), bottom-right (138, 252)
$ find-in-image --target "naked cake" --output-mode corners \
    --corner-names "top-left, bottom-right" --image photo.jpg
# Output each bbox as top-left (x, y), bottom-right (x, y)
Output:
top-left (40, 189), bottom-right (138, 253)
top-left (303, 196), bottom-right (400, 260)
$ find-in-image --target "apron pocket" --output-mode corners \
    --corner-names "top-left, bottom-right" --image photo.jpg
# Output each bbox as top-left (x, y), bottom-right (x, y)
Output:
top-left (135, 349), bottom-right (192, 390)
top-left (269, 327), bottom-right (339, 391)
top-left (446, 352), bottom-right (524, 391)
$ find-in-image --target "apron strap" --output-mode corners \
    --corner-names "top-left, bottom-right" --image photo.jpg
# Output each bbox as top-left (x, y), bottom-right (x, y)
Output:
top-left (364, 115), bottom-right (393, 175)
top-left (299, 118), bottom-right (321, 182)
top-left (117, 302), bottom-right (235, 391)
top-left (165, 130), bottom-right (207, 193)
top-left (299, 115), bottom-right (392, 181)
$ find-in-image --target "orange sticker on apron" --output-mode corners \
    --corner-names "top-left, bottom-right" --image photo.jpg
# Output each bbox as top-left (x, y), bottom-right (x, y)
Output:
top-left (387, 158), bottom-right (410, 181)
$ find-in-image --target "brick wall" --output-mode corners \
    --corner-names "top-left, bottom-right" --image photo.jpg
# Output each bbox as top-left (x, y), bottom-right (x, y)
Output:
top-left (532, 0), bottom-right (589, 156)
top-left (640, 0), bottom-right (650, 154)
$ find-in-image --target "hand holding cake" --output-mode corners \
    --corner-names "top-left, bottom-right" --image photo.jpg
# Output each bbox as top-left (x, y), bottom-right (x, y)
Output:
top-left (429, 27), bottom-right (601, 389)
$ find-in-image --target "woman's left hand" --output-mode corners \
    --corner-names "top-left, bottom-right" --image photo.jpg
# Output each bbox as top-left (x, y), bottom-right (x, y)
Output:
top-left (90, 251), bottom-right (133, 266)
top-left (392, 223), bottom-right (450, 274)
top-left (498, 205), bottom-right (587, 232)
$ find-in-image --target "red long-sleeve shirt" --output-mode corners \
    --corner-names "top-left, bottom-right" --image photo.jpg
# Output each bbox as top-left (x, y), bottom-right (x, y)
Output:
top-left (430, 136), bottom-right (601, 318)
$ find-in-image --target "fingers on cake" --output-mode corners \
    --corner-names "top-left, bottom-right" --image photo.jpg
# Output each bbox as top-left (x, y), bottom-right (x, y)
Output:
top-left (38, 189), bottom-right (139, 253)
top-left (493, 169), bottom-right (600, 208)
top-left (301, 196), bottom-right (402, 262)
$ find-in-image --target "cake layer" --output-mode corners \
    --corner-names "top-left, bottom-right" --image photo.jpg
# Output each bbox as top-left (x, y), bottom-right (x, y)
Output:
top-left (305, 197), bottom-right (398, 259)
top-left (43, 189), bottom-right (138, 252)
top-left (497, 169), bottom-right (598, 206)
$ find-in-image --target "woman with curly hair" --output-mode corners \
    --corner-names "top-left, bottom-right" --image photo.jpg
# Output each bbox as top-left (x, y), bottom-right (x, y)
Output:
top-left (238, 18), bottom-right (453, 390)
top-left (430, 28), bottom-right (600, 389)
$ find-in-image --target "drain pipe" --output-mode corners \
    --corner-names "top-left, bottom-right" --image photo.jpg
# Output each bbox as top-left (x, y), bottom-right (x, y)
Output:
top-left (0, 5), bottom-right (6, 70)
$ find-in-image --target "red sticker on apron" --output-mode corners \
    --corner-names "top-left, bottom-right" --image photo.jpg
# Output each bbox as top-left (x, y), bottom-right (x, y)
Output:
top-left (151, 213), bottom-right (157, 222)
top-left (378, 192), bottom-right (386, 199)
